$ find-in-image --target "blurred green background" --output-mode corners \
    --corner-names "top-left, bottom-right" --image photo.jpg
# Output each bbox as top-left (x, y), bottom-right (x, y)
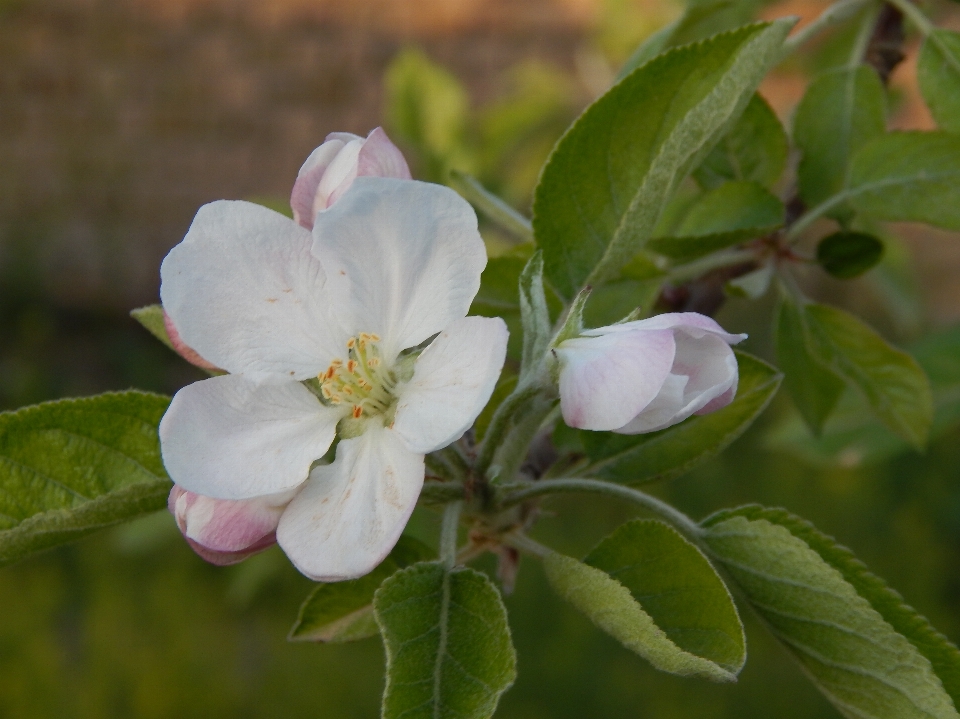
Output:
top-left (2, 0), bottom-right (960, 716)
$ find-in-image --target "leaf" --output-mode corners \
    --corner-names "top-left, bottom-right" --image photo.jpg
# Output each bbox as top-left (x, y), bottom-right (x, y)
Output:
top-left (543, 549), bottom-right (737, 682)
top-left (0, 392), bottom-right (172, 565)
top-left (693, 93), bottom-right (788, 189)
top-left (582, 351), bottom-right (781, 483)
top-left (817, 231), bottom-right (885, 279)
top-left (289, 536), bottom-right (434, 643)
top-left (533, 20), bottom-right (794, 299)
top-left (130, 304), bottom-right (175, 352)
top-left (776, 298), bottom-right (846, 435)
top-left (794, 65), bottom-right (887, 212)
top-left (805, 303), bottom-right (934, 448)
top-left (375, 562), bottom-right (516, 719)
top-left (702, 506), bottom-right (960, 718)
top-left (518, 251), bottom-right (551, 380)
top-left (918, 30), bottom-right (960, 133)
top-left (846, 132), bottom-right (960, 231)
top-left (584, 519), bottom-right (745, 674)
top-left (648, 180), bottom-right (783, 261)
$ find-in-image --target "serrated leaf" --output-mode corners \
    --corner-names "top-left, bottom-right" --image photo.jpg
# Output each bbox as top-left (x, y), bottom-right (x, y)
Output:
top-left (289, 536), bottom-right (434, 643)
top-left (534, 20), bottom-right (794, 299)
top-left (544, 548), bottom-right (737, 682)
top-left (648, 180), bottom-right (783, 261)
top-left (776, 298), bottom-right (846, 435)
top-left (918, 30), bottom-right (960, 134)
top-left (702, 507), bottom-right (960, 718)
top-left (794, 65), bottom-right (887, 212)
top-left (584, 519), bottom-right (745, 674)
top-left (375, 562), bottom-right (516, 719)
top-left (0, 392), bottom-right (172, 565)
top-left (694, 93), bottom-right (788, 189)
top-left (581, 351), bottom-right (781, 483)
top-left (816, 231), bottom-right (884, 279)
top-left (805, 303), bottom-right (933, 448)
top-left (130, 304), bottom-right (175, 352)
top-left (845, 132), bottom-right (960, 231)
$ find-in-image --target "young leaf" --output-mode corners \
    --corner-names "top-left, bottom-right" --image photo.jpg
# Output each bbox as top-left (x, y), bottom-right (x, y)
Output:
top-left (693, 93), bottom-right (788, 189)
top-left (776, 298), bottom-right (845, 435)
top-left (648, 181), bottom-right (783, 262)
top-left (794, 65), bottom-right (887, 212)
top-left (543, 548), bottom-right (738, 682)
top-left (584, 519), bottom-right (745, 674)
top-left (533, 20), bottom-right (794, 299)
top-left (581, 351), bottom-right (781, 483)
top-left (806, 303), bottom-right (934, 448)
top-left (703, 506), bottom-right (960, 718)
top-left (816, 231), bottom-right (885, 279)
top-left (289, 536), bottom-right (433, 643)
top-left (918, 30), bottom-right (960, 133)
top-left (518, 251), bottom-right (551, 380)
top-left (130, 304), bottom-right (176, 352)
top-left (846, 132), bottom-right (960, 231)
top-left (375, 562), bottom-right (516, 719)
top-left (0, 392), bottom-right (172, 565)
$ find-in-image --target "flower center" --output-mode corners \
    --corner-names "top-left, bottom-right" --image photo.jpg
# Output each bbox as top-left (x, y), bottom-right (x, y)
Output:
top-left (319, 333), bottom-right (397, 420)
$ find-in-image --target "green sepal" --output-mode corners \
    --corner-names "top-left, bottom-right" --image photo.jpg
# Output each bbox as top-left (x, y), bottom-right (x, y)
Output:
top-left (130, 304), bottom-right (176, 352)
top-left (816, 231), bottom-right (885, 279)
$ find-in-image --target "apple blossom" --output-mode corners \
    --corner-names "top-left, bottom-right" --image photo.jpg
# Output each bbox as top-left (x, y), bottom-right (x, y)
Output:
top-left (159, 177), bottom-right (507, 581)
top-left (554, 313), bottom-right (746, 434)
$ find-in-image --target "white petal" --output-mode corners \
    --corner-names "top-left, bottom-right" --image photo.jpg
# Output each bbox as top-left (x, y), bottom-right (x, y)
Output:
top-left (585, 312), bottom-right (747, 344)
top-left (556, 329), bottom-right (676, 431)
top-left (356, 127), bottom-right (411, 181)
top-left (312, 177), bottom-right (486, 358)
top-left (393, 316), bottom-right (508, 454)
top-left (277, 424), bottom-right (424, 581)
top-left (290, 137), bottom-right (351, 228)
top-left (315, 138), bottom-right (363, 209)
top-left (161, 200), bottom-right (346, 382)
top-left (616, 373), bottom-right (689, 434)
top-left (159, 374), bottom-right (341, 500)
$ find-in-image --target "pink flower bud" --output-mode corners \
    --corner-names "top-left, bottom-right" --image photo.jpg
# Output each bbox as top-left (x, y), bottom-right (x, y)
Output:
top-left (168, 484), bottom-right (296, 566)
top-left (290, 127), bottom-right (411, 230)
top-left (163, 310), bottom-right (222, 371)
top-left (555, 312), bottom-right (746, 434)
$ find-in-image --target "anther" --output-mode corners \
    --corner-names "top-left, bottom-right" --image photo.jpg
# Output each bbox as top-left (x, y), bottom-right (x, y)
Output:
top-left (352, 405), bottom-right (363, 419)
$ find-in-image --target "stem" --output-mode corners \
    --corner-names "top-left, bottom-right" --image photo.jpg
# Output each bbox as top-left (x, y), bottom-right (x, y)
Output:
top-left (884, 0), bottom-right (934, 36)
top-left (784, 191), bottom-right (851, 242)
top-left (448, 170), bottom-right (534, 243)
top-left (666, 248), bottom-right (757, 285)
top-left (503, 532), bottom-right (550, 558)
top-left (780, 0), bottom-right (877, 58)
top-left (848, 3), bottom-right (881, 69)
top-left (499, 478), bottom-right (705, 544)
top-left (475, 382), bottom-right (546, 481)
top-left (440, 501), bottom-right (463, 569)
top-left (420, 480), bottom-right (467, 505)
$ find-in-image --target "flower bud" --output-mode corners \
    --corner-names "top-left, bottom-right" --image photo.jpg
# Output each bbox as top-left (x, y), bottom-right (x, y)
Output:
top-left (554, 312), bottom-right (746, 434)
top-left (290, 127), bottom-right (411, 230)
top-left (168, 485), bottom-right (296, 565)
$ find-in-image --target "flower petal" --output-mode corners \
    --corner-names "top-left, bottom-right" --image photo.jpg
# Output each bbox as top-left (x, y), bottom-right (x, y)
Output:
top-left (556, 329), bottom-right (676, 431)
top-left (393, 316), bottom-right (508, 454)
top-left (584, 312), bottom-right (747, 344)
top-left (161, 200), bottom-right (345, 382)
top-left (312, 177), bottom-right (486, 358)
top-left (356, 127), bottom-right (411, 181)
top-left (290, 136), bottom-right (355, 228)
top-left (163, 310), bottom-right (221, 371)
top-left (615, 373), bottom-right (689, 434)
top-left (277, 423), bottom-right (424, 581)
top-left (159, 373), bottom-right (340, 500)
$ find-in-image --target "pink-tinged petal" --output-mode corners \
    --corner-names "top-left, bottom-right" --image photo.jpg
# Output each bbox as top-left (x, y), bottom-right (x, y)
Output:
top-left (356, 127), bottom-right (411, 181)
top-left (314, 138), bottom-right (363, 210)
top-left (159, 374), bottom-right (341, 500)
top-left (277, 423), bottom-right (424, 582)
top-left (556, 329), bottom-right (676, 431)
top-left (312, 178), bottom-right (486, 358)
top-left (162, 310), bottom-right (221, 371)
top-left (169, 485), bottom-right (295, 565)
top-left (161, 200), bottom-right (345, 382)
top-left (585, 312), bottom-right (747, 345)
top-left (696, 385), bottom-right (736, 415)
top-left (291, 137), bottom-right (353, 228)
top-left (615, 373), bottom-right (689, 434)
top-left (393, 316), bottom-right (508, 454)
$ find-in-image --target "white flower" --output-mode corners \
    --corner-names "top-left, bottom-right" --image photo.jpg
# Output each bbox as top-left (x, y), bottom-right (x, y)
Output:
top-left (290, 127), bottom-right (411, 230)
top-left (159, 177), bottom-right (507, 581)
top-left (554, 313), bottom-right (746, 434)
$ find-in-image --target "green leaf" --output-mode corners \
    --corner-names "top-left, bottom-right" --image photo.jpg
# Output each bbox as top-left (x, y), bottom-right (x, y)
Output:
top-left (375, 562), bottom-right (516, 719)
top-left (543, 547), bottom-right (737, 682)
top-left (648, 181), bottom-right (783, 261)
top-left (130, 304), bottom-right (175, 352)
top-left (533, 20), bottom-right (794, 299)
top-left (693, 93), bottom-right (788, 189)
top-left (794, 65), bottom-right (887, 212)
top-left (0, 392), bottom-right (172, 565)
top-left (702, 506), bottom-right (960, 718)
top-left (776, 298), bottom-right (846, 435)
top-left (817, 231), bottom-right (885, 279)
top-left (805, 303), bottom-right (934, 448)
top-left (846, 132), bottom-right (960, 231)
top-left (584, 519), bottom-right (745, 674)
top-left (582, 351), bottom-right (781, 483)
top-left (518, 251), bottom-right (551, 380)
top-left (918, 30), bottom-right (960, 133)
top-left (289, 536), bottom-right (433, 643)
